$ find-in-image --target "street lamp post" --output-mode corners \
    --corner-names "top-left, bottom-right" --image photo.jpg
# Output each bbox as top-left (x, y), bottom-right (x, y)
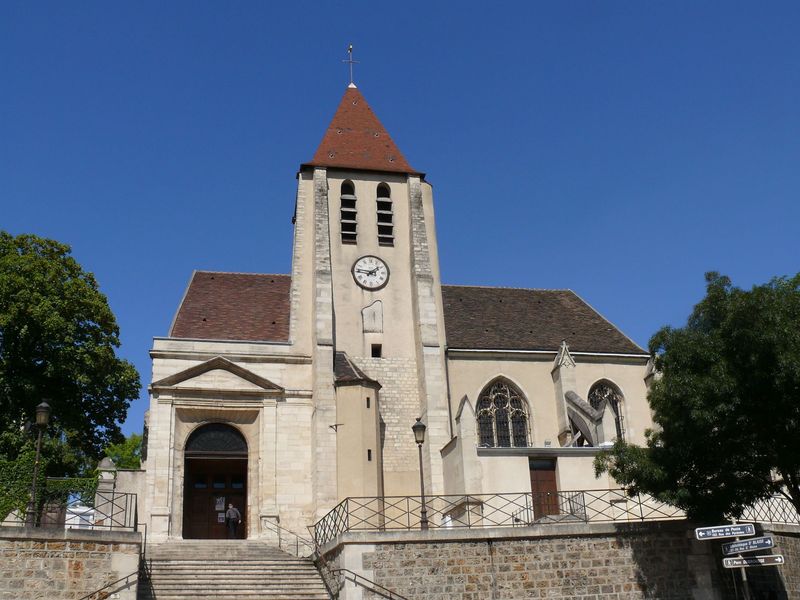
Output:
top-left (26, 401), bottom-right (51, 526)
top-left (412, 417), bottom-right (429, 531)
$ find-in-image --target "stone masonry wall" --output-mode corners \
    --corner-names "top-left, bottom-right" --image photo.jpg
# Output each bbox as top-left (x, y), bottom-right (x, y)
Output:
top-left (325, 522), bottom-right (737, 600)
top-left (0, 528), bottom-right (140, 600)
top-left (364, 534), bottom-right (695, 599)
top-left (774, 527), bottom-right (800, 597)
top-left (355, 356), bottom-right (420, 475)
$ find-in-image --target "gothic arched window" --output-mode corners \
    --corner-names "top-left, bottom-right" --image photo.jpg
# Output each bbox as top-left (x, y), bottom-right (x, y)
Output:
top-left (376, 183), bottom-right (393, 246)
top-left (588, 381), bottom-right (625, 441)
top-left (476, 379), bottom-right (530, 448)
top-left (340, 181), bottom-right (357, 244)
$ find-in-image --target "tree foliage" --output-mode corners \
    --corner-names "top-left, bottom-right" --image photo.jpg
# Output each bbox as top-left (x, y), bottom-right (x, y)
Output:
top-left (104, 433), bottom-right (142, 469)
top-left (0, 232), bottom-right (140, 462)
top-left (595, 272), bottom-right (800, 522)
top-left (0, 419), bottom-right (97, 521)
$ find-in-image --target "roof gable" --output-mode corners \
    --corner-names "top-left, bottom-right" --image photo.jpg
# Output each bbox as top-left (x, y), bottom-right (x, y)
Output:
top-left (305, 86), bottom-right (419, 175)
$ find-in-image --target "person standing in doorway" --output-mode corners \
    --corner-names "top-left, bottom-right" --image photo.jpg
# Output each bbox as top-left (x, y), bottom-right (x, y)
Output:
top-left (225, 503), bottom-right (242, 539)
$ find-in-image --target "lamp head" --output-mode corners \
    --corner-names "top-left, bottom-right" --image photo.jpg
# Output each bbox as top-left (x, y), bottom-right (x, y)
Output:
top-left (412, 417), bottom-right (426, 445)
top-left (35, 401), bottom-right (51, 428)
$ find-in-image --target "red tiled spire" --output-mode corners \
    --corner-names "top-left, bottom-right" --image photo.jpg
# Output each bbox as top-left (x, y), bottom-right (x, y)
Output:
top-left (305, 86), bottom-right (419, 175)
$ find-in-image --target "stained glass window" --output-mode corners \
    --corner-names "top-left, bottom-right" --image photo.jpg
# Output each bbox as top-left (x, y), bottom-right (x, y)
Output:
top-left (476, 380), bottom-right (530, 448)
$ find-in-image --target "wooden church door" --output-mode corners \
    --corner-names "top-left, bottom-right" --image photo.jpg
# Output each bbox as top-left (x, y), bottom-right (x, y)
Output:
top-left (182, 423), bottom-right (248, 539)
top-left (529, 458), bottom-right (559, 519)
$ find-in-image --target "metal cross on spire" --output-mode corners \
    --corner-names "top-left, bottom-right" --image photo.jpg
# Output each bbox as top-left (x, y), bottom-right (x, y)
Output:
top-left (342, 44), bottom-right (359, 88)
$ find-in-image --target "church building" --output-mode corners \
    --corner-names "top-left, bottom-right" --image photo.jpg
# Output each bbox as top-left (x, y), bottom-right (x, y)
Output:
top-left (141, 82), bottom-right (654, 542)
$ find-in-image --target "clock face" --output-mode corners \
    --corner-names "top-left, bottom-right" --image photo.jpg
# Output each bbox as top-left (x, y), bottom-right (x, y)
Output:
top-left (352, 255), bottom-right (390, 290)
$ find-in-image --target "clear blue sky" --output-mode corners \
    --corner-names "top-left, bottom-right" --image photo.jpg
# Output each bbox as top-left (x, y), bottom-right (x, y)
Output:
top-left (2, 2), bottom-right (798, 436)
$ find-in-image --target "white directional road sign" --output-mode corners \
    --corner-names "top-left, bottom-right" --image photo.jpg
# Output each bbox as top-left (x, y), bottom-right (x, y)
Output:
top-left (695, 523), bottom-right (756, 540)
top-left (721, 536), bottom-right (775, 556)
top-left (723, 555), bottom-right (784, 568)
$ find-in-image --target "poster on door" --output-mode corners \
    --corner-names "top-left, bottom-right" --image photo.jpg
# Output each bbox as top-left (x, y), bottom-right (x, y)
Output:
top-left (215, 496), bottom-right (225, 511)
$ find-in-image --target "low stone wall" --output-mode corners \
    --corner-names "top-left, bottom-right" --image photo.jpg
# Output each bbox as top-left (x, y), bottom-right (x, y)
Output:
top-left (322, 521), bottom-right (800, 600)
top-left (763, 523), bottom-right (800, 598)
top-left (0, 527), bottom-right (141, 600)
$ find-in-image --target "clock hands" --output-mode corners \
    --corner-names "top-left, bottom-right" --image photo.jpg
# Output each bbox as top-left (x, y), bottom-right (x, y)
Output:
top-left (353, 256), bottom-right (389, 289)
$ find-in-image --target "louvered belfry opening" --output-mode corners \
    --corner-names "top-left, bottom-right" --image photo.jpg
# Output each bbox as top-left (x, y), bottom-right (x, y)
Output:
top-left (340, 180), bottom-right (357, 244)
top-left (377, 183), bottom-right (394, 246)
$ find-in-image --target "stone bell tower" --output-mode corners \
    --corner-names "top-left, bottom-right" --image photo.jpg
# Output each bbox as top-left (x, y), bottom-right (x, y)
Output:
top-left (290, 83), bottom-right (450, 511)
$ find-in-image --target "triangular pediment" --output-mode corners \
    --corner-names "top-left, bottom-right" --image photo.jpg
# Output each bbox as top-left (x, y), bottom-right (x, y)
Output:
top-left (151, 356), bottom-right (284, 393)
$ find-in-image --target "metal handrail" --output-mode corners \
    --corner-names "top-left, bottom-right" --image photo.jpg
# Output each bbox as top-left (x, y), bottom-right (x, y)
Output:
top-left (76, 568), bottom-right (140, 600)
top-left (279, 520), bottom-right (414, 600)
top-left (334, 567), bottom-right (411, 600)
top-left (739, 495), bottom-right (800, 525)
top-left (29, 487), bottom-right (138, 531)
top-left (312, 488), bottom-right (685, 546)
top-left (260, 518), bottom-right (315, 557)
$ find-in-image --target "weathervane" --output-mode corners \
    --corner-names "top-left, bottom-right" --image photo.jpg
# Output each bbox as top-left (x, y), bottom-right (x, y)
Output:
top-left (342, 44), bottom-right (359, 87)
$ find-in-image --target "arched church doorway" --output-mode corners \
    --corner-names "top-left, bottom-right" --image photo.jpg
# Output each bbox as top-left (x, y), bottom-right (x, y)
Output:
top-left (183, 423), bottom-right (248, 539)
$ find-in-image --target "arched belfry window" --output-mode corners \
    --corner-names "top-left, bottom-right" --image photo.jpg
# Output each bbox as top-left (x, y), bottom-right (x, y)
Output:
top-left (588, 381), bottom-right (625, 441)
top-left (340, 181), bottom-right (357, 244)
top-left (376, 183), bottom-right (394, 246)
top-left (185, 423), bottom-right (247, 457)
top-left (476, 379), bottom-right (530, 448)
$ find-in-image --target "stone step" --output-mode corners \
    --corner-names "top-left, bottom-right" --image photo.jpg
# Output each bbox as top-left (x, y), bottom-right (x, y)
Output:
top-left (140, 591), bottom-right (327, 595)
top-left (147, 551), bottom-right (304, 559)
top-left (147, 558), bottom-right (314, 571)
top-left (151, 576), bottom-right (321, 587)
top-left (139, 592), bottom-right (328, 598)
top-left (146, 586), bottom-right (327, 592)
top-left (138, 541), bottom-right (329, 600)
top-left (145, 572), bottom-right (317, 581)
top-left (144, 589), bottom-right (327, 592)
top-left (146, 569), bottom-right (318, 576)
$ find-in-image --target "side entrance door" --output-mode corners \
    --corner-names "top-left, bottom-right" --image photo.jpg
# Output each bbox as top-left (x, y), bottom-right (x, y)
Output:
top-left (529, 458), bottom-right (559, 519)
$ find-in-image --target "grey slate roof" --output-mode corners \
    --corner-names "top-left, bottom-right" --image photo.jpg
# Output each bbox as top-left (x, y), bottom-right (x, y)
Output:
top-left (441, 285), bottom-right (645, 355)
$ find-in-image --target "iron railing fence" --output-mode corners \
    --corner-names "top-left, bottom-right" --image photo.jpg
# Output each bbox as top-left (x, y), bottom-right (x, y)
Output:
top-left (32, 487), bottom-right (138, 532)
top-left (261, 518), bottom-right (315, 558)
top-left (313, 489), bottom-right (684, 546)
top-left (740, 495), bottom-right (800, 525)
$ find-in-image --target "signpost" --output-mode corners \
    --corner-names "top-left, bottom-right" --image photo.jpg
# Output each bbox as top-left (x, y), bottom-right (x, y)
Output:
top-left (694, 523), bottom-right (756, 540)
top-left (721, 536), bottom-right (774, 556)
top-left (723, 555), bottom-right (784, 569)
top-left (695, 522), bottom-right (784, 599)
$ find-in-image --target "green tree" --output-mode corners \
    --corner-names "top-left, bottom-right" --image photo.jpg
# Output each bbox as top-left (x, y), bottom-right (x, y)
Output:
top-left (0, 418), bottom-right (95, 520)
top-left (0, 232), bottom-right (140, 464)
top-left (595, 272), bottom-right (800, 522)
top-left (104, 433), bottom-right (142, 469)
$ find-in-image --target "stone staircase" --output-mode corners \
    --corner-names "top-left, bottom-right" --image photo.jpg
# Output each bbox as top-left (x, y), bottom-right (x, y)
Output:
top-left (137, 540), bottom-right (330, 600)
